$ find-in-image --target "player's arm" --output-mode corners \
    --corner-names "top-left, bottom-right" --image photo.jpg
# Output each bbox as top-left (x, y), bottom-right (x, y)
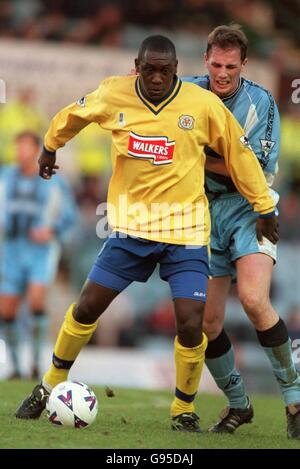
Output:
top-left (39, 84), bottom-right (107, 179)
top-left (205, 153), bottom-right (230, 176)
top-left (206, 93), bottom-right (280, 180)
top-left (245, 94), bottom-right (280, 245)
top-left (208, 100), bottom-right (279, 244)
top-left (246, 92), bottom-right (280, 179)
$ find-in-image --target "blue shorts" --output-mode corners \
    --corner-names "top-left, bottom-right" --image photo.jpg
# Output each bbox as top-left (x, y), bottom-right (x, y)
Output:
top-left (88, 233), bottom-right (209, 301)
top-left (209, 193), bottom-right (277, 279)
top-left (0, 239), bottom-right (60, 295)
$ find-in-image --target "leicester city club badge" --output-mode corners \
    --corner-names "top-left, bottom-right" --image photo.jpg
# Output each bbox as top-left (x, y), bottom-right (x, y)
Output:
top-left (178, 115), bottom-right (194, 130)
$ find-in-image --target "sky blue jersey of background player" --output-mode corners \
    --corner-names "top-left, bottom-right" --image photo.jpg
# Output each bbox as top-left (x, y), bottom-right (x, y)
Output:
top-left (0, 165), bottom-right (78, 292)
top-left (0, 165), bottom-right (77, 242)
top-left (182, 75), bottom-right (280, 195)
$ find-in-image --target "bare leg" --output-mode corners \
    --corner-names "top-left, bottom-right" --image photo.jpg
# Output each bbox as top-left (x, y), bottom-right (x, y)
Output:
top-left (0, 295), bottom-right (21, 376)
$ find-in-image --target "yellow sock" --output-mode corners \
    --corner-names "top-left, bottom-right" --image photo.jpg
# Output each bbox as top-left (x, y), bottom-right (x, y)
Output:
top-left (170, 334), bottom-right (208, 417)
top-left (43, 303), bottom-right (98, 389)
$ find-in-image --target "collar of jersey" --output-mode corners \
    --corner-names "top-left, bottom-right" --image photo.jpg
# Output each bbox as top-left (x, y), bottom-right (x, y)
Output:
top-left (135, 76), bottom-right (182, 115)
top-left (221, 78), bottom-right (244, 103)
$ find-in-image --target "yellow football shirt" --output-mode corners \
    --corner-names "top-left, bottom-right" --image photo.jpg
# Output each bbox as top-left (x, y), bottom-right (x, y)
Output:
top-left (44, 75), bottom-right (275, 245)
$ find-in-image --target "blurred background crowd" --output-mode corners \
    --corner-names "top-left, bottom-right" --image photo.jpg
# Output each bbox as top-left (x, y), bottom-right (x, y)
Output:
top-left (0, 0), bottom-right (300, 391)
top-left (0, 0), bottom-right (299, 58)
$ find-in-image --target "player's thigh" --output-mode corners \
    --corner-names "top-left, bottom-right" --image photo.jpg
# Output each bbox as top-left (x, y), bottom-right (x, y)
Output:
top-left (91, 234), bottom-right (157, 283)
top-left (236, 253), bottom-right (274, 307)
top-left (0, 249), bottom-right (23, 318)
top-left (209, 201), bottom-right (236, 279)
top-left (0, 294), bottom-right (21, 319)
top-left (27, 283), bottom-right (48, 311)
top-left (203, 276), bottom-right (231, 339)
top-left (75, 279), bottom-right (121, 323)
top-left (82, 234), bottom-right (161, 323)
top-left (210, 247), bottom-right (236, 279)
top-left (230, 199), bottom-right (276, 278)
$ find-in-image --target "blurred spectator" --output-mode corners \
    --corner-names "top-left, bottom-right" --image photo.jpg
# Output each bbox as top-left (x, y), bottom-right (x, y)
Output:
top-left (0, 1), bottom-right (13, 37)
top-left (226, 0), bottom-right (275, 34)
top-left (0, 86), bottom-right (48, 165)
top-left (64, 2), bottom-right (124, 46)
top-left (20, 2), bottom-right (67, 41)
top-left (280, 104), bottom-right (300, 165)
top-left (74, 124), bottom-right (111, 177)
top-left (0, 0), bottom-right (298, 59)
top-left (10, 0), bottom-right (43, 32)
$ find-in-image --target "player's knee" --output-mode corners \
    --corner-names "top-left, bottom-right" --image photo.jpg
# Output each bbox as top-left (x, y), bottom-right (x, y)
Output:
top-left (203, 314), bottom-right (223, 341)
top-left (0, 311), bottom-right (17, 323)
top-left (239, 290), bottom-right (268, 317)
top-left (177, 316), bottom-right (201, 334)
top-left (177, 320), bottom-right (203, 347)
top-left (74, 296), bottom-right (101, 324)
top-left (176, 302), bottom-right (204, 346)
top-left (0, 304), bottom-right (18, 320)
top-left (29, 300), bottom-right (45, 312)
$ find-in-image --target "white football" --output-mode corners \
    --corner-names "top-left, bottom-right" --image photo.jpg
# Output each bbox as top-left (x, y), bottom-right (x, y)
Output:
top-left (46, 381), bottom-right (98, 428)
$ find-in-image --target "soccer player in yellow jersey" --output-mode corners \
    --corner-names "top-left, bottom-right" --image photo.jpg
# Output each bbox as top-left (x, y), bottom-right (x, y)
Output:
top-left (16, 35), bottom-right (278, 432)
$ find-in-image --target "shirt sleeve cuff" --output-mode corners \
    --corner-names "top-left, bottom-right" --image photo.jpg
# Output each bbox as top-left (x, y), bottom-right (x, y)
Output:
top-left (258, 210), bottom-right (276, 219)
top-left (43, 145), bottom-right (56, 156)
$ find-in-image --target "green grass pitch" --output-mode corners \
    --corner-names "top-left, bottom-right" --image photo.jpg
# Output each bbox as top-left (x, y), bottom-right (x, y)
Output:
top-left (1, 380), bottom-right (299, 449)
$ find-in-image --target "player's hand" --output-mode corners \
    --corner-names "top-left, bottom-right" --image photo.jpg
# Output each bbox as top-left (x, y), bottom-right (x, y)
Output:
top-left (256, 215), bottom-right (279, 245)
top-left (30, 227), bottom-right (54, 243)
top-left (38, 149), bottom-right (59, 179)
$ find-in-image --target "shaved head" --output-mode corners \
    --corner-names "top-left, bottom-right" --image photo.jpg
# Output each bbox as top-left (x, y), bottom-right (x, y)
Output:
top-left (137, 35), bottom-right (176, 62)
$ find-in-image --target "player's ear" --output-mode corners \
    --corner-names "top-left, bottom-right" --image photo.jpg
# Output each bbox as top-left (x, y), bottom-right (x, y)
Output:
top-left (241, 58), bottom-right (248, 70)
top-left (204, 53), bottom-right (208, 68)
top-left (174, 59), bottom-right (178, 74)
top-left (134, 58), bottom-right (140, 74)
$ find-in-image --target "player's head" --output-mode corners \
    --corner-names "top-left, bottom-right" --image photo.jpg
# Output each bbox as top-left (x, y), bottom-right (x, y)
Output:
top-left (135, 35), bottom-right (178, 101)
top-left (15, 131), bottom-right (41, 171)
top-left (204, 24), bottom-right (248, 98)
